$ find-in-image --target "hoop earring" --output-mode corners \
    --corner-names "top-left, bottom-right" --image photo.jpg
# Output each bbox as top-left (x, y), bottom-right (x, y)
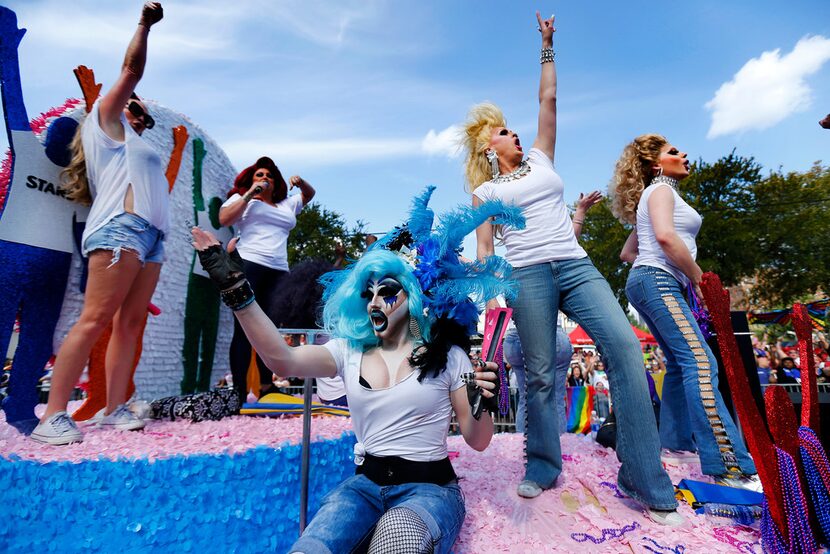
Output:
top-left (409, 316), bottom-right (422, 340)
top-left (486, 150), bottom-right (500, 179)
top-left (654, 166), bottom-right (663, 177)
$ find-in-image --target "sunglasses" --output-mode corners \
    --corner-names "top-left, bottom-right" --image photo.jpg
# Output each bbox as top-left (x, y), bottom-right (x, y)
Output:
top-left (126, 96), bottom-right (155, 130)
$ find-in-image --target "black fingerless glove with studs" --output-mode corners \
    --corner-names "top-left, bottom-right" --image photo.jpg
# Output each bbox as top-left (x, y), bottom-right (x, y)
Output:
top-left (197, 245), bottom-right (255, 311)
top-left (463, 358), bottom-right (500, 420)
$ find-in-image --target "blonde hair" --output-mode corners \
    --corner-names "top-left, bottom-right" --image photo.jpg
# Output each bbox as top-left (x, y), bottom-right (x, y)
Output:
top-left (461, 102), bottom-right (506, 192)
top-left (609, 133), bottom-right (667, 225)
top-left (60, 123), bottom-right (91, 206)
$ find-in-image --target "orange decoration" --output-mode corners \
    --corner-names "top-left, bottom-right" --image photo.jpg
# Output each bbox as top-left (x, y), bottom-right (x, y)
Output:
top-left (165, 125), bottom-right (188, 191)
top-left (72, 65), bottom-right (101, 113)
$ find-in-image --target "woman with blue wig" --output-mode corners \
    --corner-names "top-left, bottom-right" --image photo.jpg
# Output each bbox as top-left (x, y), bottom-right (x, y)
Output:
top-left (192, 186), bottom-right (523, 553)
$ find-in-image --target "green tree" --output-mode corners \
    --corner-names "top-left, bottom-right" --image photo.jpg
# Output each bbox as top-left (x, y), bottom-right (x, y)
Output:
top-left (678, 152), bottom-right (764, 287)
top-left (750, 163), bottom-right (830, 307)
top-left (287, 202), bottom-right (366, 266)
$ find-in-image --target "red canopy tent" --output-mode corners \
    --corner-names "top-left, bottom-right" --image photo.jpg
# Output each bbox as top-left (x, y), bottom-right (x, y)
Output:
top-left (568, 325), bottom-right (593, 345)
top-left (568, 325), bottom-right (657, 347)
top-left (631, 326), bottom-right (658, 345)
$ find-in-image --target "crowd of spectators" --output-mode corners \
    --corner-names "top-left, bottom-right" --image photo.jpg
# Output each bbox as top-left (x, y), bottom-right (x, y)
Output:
top-left (753, 332), bottom-right (830, 385)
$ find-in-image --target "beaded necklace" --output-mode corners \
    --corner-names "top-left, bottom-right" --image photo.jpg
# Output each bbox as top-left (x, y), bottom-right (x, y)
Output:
top-left (491, 160), bottom-right (531, 184)
top-left (798, 426), bottom-right (830, 540)
top-left (650, 175), bottom-right (679, 189)
top-left (764, 447), bottom-right (817, 553)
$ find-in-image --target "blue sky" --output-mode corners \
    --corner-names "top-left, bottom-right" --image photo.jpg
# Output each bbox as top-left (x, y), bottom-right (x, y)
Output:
top-left (2, 0), bottom-right (829, 256)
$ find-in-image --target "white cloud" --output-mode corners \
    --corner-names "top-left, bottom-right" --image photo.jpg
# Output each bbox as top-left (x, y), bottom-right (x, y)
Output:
top-left (222, 122), bottom-right (467, 168)
top-left (222, 137), bottom-right (420, 168)
top-left (421, 124), bottom-right (461, 158)
top-left (705, 35), bottom-right (830, 138)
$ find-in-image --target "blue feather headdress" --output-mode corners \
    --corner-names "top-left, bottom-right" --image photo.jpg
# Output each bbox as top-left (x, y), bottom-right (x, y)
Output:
top-left (370, 185), bottom-right (525, 335)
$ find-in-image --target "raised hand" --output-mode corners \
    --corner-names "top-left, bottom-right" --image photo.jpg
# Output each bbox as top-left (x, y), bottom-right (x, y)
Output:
top-left (140, 2), bottom-right (163, 27)
top-left (536, 11), bottom-right (555, 45)
top-left (577, 190), bottom-right (603, 213)
top-left (289, 175), bottom-right (304, 189)
top-left (191, 227), bottom-right (245, 291)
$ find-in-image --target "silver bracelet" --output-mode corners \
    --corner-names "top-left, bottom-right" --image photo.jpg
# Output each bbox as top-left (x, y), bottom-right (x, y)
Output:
top-left (540, 47), bottom-right (555, 64)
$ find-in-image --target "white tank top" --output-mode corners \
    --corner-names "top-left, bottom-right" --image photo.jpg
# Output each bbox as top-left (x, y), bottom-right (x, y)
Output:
top-left (632, 179), bottom-right (702, 285)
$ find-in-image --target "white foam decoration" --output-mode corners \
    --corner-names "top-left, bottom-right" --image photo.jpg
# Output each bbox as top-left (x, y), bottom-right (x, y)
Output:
top-left (51, 101), bottom-right (237, 400)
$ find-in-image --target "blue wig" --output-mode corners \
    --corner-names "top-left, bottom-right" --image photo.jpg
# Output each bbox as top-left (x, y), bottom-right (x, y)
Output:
top-left (320, 186), bottom-right (524, 380)
top-left (320, 249), bottom-right (429, 350)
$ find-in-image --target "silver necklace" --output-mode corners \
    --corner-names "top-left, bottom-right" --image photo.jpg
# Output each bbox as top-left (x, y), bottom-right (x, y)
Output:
top-left (650, 175), bottom-right (678, 189)
top-left (492, 160), bottom-right (531, 184)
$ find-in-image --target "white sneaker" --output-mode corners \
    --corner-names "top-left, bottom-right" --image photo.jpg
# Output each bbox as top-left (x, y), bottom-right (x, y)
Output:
top-left (647, 508), bottom-right (685, 527)
top-left (517, 480), bottom-right (543, 498)
top-left (715, 474), bottom-right (763, 493)
top-left (86, 408), bottom-right (106, 425)
top-left (30, 411), bottom-right (83, 445)
top-left (661, 449), bottom-right (700, 466)
top-left (99, 404), bottom-right (145, 431)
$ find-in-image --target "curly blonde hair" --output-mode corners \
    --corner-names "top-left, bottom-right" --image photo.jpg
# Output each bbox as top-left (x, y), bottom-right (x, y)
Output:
top-left (609, 133), bottom-right (667, 225)
top-left (60, 123), bottom-right (91, 206)
top-left (461, 102), bottom-right (506, 192)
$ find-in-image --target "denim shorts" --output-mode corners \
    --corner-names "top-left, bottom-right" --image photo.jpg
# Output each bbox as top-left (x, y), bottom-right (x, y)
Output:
top-left (83, 212), bottom-right (165, 266)
top-left (291, 474), bottom-right (466, 554)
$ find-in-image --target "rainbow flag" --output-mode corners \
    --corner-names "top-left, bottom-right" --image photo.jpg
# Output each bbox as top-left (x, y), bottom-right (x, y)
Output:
top-left (748, 298), bottom-right (828, 330)
top-left (566, 386), bottom-right (596, 434)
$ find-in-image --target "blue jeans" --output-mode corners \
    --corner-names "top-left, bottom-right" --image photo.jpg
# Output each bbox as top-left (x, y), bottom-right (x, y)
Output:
top-left (626, 266), bottom-right (757, 476)
top-left (511, 257), bottom-right (677, 510)
top-left (292, 474), bottom-right (465, 554)
top-left (504, 327), bottom-right (571, 434)
top-left (83, 212), bottom-right (165, 265)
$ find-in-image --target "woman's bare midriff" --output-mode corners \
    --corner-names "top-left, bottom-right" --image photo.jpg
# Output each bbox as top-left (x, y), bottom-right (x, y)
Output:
top-left (123, 184), bottom-right (135, 214)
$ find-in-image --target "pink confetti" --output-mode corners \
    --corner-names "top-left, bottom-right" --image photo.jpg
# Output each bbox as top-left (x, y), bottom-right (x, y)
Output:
top-left (448, 433), bottom-right (760, 553)
top-left (0, 401), bottom-right (353, 464)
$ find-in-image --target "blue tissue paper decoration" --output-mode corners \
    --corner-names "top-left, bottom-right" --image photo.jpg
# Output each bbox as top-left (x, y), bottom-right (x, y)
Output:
top-left (0, 432), bottom-right (357, 553)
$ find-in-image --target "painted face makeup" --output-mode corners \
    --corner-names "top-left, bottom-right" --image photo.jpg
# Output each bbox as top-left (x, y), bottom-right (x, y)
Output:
top-left (658, 144), bottom-right (690, 180)
top-left (361, 276), bottom-right (408, 338)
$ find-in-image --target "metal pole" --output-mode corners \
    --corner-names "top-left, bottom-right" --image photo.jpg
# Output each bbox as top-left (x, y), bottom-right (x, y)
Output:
top-left (298, 331), bottom-right (315, 534)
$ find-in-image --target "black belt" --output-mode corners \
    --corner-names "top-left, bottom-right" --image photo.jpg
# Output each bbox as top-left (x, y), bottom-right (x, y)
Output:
top-left (356, 454), bottom-right (457, 486)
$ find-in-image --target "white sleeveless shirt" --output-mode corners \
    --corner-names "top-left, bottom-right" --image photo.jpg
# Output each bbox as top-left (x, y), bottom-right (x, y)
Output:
top-left (632, 180), bottom-right (702, 285)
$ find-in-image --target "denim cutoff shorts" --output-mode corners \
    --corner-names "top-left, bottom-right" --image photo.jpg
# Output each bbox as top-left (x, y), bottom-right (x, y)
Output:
top-left (83, 212), bottom-right (165, 266)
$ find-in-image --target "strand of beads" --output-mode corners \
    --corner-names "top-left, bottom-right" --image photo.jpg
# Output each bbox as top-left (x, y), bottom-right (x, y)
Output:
top-left (798, 427), bottom-right (830, 542)
top-left (598, 481), bottom-right (626, 498)
top-left (641, 536), bottom-right (685, 554)
top-left (714, 526), bottom-right (762, 554)
top-left (776, 447), bottom-right (817, 553)
top-left (496, 342), bottom-right (510, 416)
top-left (571, 522), bottom-right (639, 544)
top-left (761, 501), bottom-right (787, 554)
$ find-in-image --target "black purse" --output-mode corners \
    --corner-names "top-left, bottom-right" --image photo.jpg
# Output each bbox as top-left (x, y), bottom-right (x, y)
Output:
top-left (150, 388), bottom-right (240, 422)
